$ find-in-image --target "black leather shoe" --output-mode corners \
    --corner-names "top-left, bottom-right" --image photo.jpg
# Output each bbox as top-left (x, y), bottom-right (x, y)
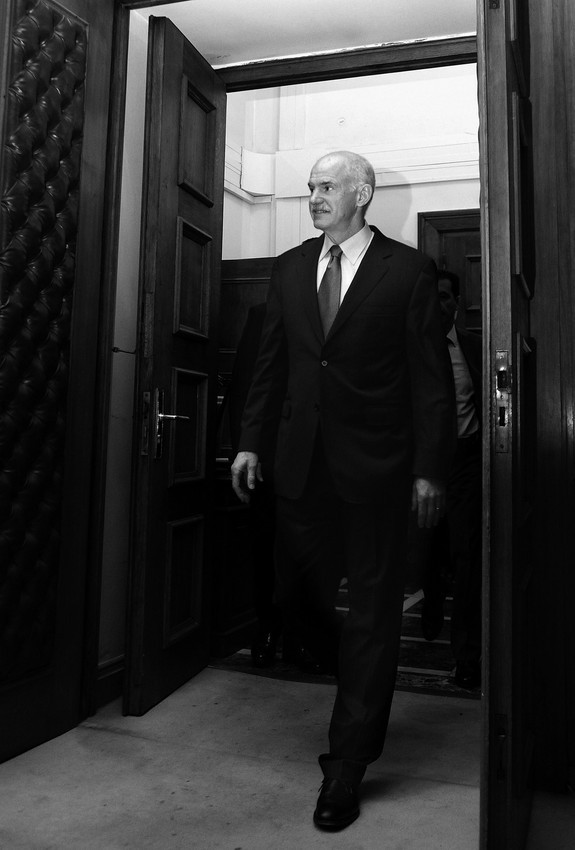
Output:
top-left (455, 660), bottom-right (481, 690)
top-left (313, 779), bottom-right (359, 831)
top-left (421, 593), bottom-right (445, 641)
top-left (250, 630), bottom-right (278, 668)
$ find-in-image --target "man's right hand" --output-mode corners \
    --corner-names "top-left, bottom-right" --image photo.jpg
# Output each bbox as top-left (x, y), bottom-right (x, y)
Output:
top-left (231, 451), bottom-right (262, 503)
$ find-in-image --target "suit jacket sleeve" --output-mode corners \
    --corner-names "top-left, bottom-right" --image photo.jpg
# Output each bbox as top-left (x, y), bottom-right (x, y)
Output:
top-left (228, 303), bottom-right (267, 456)
top-left (236, 260), bottom-right (288, 458)
top-left (406, 259), bottom-right (457, 480)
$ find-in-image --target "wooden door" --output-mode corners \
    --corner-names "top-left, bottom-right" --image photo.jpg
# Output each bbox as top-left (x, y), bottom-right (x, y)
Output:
top-left (0, 0), bottom-right (114, 760)
top-left (478, 1), bottom-right (536, 847)
top-left (124, 16), bottom-right (226, 716)
top-left (418, 209), bottom-right (482, 333)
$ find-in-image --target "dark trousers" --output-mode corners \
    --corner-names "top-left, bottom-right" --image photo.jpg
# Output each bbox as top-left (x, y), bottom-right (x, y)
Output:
top-left (274, 439), bottom-right (411, 784)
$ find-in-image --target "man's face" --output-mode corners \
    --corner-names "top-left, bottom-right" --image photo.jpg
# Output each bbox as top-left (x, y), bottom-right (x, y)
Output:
top-left (308, 156), bottom-right (361, 240)
top-left (437, 277), bottom-right (458, 333)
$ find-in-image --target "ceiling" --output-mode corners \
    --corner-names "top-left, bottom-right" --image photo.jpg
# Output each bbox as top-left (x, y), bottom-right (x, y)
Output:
top-left (135, 0), bottom-right (477, 67)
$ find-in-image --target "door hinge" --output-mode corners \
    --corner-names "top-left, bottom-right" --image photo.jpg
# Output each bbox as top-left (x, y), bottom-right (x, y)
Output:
top-left (495, 350), bottom-right (511, 453)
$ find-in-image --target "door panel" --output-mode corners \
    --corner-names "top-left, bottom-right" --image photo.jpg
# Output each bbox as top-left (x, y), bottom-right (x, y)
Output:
top-left (418, 209), bottom-right (481, 332)
top-left (0, 0), bottom-right (114, 760)
top-left (478, 0), bottom-right (535, 846)
top-left (124, 16), bottom-right (226, 716)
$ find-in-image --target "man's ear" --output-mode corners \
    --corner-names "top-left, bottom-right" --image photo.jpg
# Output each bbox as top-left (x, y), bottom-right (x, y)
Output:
top-left (357, 183), bottom-right (373, 208)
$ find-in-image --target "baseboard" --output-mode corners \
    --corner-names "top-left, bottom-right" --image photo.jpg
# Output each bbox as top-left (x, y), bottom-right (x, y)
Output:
top-left (210, 618), bottom-right (256, 660)
top-left (96, 657), bottom-right (124, 708)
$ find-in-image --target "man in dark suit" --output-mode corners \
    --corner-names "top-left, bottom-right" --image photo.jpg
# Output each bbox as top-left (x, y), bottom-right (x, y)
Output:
top-left (229, 304), bottom-right (325, 672)
top-left (420, 270), bottom-right (482, 690)
top-left (231, 151), bottom-right (455, 831)
top-left (229, 303), bottom-right (282, 667)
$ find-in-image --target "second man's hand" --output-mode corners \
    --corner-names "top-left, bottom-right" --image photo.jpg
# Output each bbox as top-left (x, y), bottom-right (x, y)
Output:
top-left (411, 477), bottom-right (446, 529)
top-left (231, 451), bottom-right (262, 503)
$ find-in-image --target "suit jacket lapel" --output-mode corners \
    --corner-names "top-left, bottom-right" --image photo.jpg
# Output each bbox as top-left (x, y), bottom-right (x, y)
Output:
top-left (327, 227), bottom-right (393, 339)
top-left (294, 227), bottom-right (394, 343)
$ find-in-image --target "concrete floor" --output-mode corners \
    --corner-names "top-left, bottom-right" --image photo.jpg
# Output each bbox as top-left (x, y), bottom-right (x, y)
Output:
top-left (0, 668), bottom-right (572, 849)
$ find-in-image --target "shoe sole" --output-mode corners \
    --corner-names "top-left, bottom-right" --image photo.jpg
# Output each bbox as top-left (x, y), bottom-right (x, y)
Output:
top-left (313, 809), bottom-right (360, 831)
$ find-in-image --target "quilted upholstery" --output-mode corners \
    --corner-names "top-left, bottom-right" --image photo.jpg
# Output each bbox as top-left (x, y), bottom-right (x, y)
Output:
top-left (0, 0), bottom-right (87, 682)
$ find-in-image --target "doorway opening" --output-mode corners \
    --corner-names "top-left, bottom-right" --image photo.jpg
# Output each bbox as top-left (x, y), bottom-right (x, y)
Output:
top-left (214, 69), bottom-right (481, 693)
top-left (103, 8), bottom-right (482, 690)
top-left (99, 13), bottom-right (482, 712)
top-left (94, 3), bottom-right (496, 844)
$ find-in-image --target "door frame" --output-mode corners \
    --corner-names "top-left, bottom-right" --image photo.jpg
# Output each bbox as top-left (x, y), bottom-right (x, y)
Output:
top-left (97, 0), bottom-right (482, 817)
top-left (93, 3), bottom-right (478, 708)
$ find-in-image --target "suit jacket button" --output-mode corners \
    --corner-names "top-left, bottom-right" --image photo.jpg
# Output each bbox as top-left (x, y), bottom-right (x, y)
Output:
top-left (321, 360), bottom-right (328, 366)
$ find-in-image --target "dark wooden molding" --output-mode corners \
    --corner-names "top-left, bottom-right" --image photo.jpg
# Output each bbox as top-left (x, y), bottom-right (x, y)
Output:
top-left (96, 658), bottom-right (125, 708)
top-left (221, 257), bottom-right (275, 282)
top-left (417, 208), bottom-right (481, 261)
top-left (418, 209), bottom-right (481, 333)
top-left (217, 36), bottom-right (477, 92)
top-left (82, 0), bottom-right (131, 718)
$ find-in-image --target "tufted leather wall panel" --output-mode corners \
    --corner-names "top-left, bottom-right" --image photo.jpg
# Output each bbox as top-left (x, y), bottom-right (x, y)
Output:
top-left (0, 0), bottom-right (87, 683)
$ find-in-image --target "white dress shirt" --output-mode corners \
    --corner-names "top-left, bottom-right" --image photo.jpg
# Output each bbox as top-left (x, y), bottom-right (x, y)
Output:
top-left (446, 324), bottom-right (479, 439)
top-left (316, 223), bottom-right (374, 304)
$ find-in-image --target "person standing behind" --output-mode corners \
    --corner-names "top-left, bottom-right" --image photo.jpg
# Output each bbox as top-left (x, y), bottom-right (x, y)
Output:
top-left (229, 303), bottom-right (325, 673)
top-left (420, 270), bottom-right (483, 690)
top-left (231, 150), bottom-right (456, 831)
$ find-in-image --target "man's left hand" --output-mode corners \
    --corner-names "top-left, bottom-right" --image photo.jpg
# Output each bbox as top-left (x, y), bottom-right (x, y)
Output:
top-left (411, 477), bottom-right (446, 528)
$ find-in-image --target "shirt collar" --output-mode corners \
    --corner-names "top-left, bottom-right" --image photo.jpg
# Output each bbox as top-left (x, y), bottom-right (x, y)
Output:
top-left (320, 223), bottom-right (373, 265)
top-left (446, 324), bottom-right (458, 346)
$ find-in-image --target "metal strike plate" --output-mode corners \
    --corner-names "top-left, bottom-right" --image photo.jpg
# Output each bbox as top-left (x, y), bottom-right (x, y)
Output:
top-left (495, 350), bottom-right (511, 453)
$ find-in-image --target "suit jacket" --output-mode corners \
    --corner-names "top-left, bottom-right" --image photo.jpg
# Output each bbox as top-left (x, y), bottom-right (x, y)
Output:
top-left (229, 302), bottom-right (284, 482)
top-left (229, 303), bottom-right (267, 457)
top-left (239, 226), bottom-right (456, 502)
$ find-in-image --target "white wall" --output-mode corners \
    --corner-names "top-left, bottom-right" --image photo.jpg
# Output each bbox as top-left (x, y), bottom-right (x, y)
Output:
top-left (98, 11), bottom-right (147, 667)
top-left (223, 64), bottom-right (480, 257)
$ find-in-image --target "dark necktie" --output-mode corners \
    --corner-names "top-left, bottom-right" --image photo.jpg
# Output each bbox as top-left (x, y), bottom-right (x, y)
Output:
top-left (318, 245), bottom-right (342, 336)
